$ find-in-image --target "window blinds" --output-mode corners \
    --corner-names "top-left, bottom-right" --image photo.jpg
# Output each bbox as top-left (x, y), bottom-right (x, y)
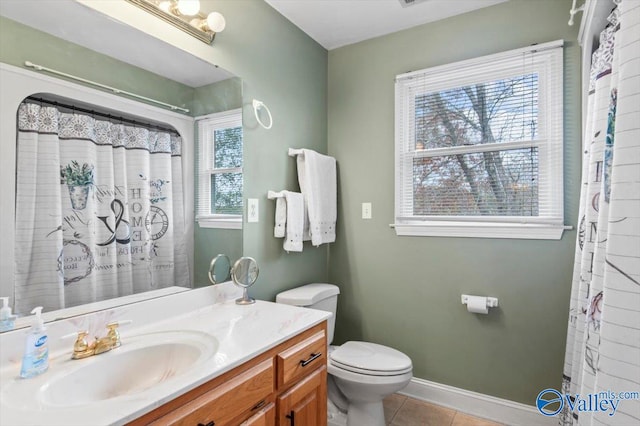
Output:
top-left (395, 40), bottom-right (564, 227)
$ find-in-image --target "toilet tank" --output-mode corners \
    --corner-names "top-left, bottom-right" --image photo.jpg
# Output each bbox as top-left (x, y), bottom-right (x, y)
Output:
top-left (275, 283), bottom-right (340, 345)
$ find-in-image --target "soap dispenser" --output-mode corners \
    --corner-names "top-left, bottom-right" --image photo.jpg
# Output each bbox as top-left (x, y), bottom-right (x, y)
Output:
top-left (20, 306), bottom-right (49, 378)
top-left (0, 297), bottom-right (16, 332)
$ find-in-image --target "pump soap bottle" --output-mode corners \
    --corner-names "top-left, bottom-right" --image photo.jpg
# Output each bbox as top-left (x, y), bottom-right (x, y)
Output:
top-left (20, 306), bottom-right (49, 378)
top-left (0, 297), bottom-right (16, 332)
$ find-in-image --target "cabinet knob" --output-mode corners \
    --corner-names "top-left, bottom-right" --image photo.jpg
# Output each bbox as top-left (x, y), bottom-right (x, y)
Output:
top-left (299, 352), bottom-right (322, 367)
top-left (197, 421), bottom-right (215, 426)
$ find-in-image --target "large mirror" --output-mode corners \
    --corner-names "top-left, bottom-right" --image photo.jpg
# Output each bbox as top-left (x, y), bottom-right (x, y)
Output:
top-left (0, 0), bottom-right (243, 330)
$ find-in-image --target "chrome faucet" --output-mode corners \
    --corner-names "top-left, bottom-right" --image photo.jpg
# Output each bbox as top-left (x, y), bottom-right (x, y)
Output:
top-left (69, 322), bottom-right (126, 359)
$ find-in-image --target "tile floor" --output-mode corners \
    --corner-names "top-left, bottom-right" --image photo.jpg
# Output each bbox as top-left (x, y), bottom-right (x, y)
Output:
top-left (383, 394), bottom-right (504, 426)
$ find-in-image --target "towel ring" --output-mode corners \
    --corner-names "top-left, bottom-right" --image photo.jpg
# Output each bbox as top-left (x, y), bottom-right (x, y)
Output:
top-left (252, 99), bottom-right (273, 130)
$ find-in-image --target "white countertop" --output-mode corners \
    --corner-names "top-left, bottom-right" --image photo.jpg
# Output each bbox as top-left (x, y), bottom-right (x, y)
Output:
top-left (0, 288), bottom-right (330, 426)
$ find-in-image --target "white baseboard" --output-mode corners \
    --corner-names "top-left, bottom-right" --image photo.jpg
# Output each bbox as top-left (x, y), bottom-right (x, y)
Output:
top-left (398, 377), bottom-right (556, 426)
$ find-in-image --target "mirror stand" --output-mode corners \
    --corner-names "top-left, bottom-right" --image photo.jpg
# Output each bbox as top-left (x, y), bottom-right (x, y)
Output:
top-left (236, 288), bottom-right (255, 305)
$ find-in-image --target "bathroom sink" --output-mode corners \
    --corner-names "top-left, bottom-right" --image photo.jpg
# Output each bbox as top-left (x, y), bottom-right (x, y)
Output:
top-left (41, 330), bottom-right (218, 407)
top-left (1, 330), bottom-right (218, 409)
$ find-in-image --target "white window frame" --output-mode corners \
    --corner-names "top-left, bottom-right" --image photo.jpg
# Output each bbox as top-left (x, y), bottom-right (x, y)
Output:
top-left (394, 40), bottom-right (565, 240)
top-left (196, 109), bottom-right (243, 229)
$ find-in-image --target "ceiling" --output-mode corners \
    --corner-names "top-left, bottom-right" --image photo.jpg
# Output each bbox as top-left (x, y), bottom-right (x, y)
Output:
top-left (0, 0), bottom-right (234, 87)
top-left (265, 0), bottom-right (508, 50)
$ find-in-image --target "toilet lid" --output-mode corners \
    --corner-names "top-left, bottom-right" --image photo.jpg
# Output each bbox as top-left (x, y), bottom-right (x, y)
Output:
top-left (330, 341), bottom-right (412, 376)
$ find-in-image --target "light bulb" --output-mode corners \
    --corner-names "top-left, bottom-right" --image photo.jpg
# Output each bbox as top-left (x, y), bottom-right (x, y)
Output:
top-left (177, 0), bottom-right (200, 16)
top-left (158, 1), bottom-right (172, 13)
top-left (206, 12), bottom-right (226, 33)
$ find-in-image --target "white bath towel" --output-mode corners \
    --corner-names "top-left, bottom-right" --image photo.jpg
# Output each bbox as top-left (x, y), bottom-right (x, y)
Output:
top-left (267, 190), bottom-right (305, 252)
top-left (288, 148), bottom-right (336, 246)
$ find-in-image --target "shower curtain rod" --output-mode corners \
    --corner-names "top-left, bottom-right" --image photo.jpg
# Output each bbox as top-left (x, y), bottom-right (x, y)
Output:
top-left (24, 61), bottom-right (190, 114)
top-left (25, 96), bottom-right (179, 135)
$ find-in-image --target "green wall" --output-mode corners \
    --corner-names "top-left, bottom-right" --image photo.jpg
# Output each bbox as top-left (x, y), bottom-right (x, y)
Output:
top-left (191, 77), bottom-right (243, 117)
top-left (327, 0), bottom-right (580, 405)
top-left (203, 0), bottom-right (329, 300)
top-left (192, 78), bottom-right (244, 286)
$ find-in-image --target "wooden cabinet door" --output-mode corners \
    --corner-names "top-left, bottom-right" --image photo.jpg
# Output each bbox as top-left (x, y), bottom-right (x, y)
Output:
top-left (277, 366), bottom-right (326, 426)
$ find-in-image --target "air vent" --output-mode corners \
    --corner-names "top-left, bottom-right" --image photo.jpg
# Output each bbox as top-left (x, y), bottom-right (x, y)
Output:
top-left (398, 0), bottom-right (432, 8)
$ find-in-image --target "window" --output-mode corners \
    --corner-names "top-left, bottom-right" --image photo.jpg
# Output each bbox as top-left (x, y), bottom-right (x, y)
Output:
top-left (394, 40), bottom-right (564, 239)
top-left (196, 109), bottom-right (243, 229)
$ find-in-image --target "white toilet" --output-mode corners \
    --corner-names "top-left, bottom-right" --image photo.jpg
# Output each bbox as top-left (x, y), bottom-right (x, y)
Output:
top-left (276, 283), bottom-right (413, 426)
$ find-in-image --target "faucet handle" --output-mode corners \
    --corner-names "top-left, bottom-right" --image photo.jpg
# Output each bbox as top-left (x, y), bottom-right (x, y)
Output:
top-left (74, 331), bottom-right (89, 348)
top-left (61, 330), bottom-right (89, 346)
top-left (105, 323), bottom-right (121, 348)
top-left (65, 330), bottom-right (94, 359)
top-left (105, 320), bottom-right (131, 348)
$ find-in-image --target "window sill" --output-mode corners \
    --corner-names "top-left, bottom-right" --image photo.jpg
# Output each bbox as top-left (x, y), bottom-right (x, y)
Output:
top-left (391, 221), bottom-right (569, 240)
top-left (197, 217), bottom-right (242, 230)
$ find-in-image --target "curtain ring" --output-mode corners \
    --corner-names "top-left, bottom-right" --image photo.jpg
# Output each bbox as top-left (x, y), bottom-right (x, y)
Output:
top-left (252, 99), bottom-right (273, 130)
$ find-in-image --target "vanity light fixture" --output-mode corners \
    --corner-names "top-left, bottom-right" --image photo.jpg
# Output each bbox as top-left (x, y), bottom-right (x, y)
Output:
top-left (125, 0), bottom-right (226, 44)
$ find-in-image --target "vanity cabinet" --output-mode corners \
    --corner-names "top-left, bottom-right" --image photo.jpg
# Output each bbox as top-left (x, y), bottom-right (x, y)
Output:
top-left (129, 321), bottom-right (327, 426)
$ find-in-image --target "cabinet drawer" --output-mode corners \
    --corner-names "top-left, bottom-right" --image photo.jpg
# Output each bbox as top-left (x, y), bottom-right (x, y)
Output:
top-left (240, 403), bottom-right (275, 426)
top-left (277, 330), bottom-right (326, 389)
top-left (151, 360), bottom-right (274, 426)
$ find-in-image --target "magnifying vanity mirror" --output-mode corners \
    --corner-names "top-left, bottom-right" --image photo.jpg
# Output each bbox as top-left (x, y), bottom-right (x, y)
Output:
top-left (0, 0), bottom-right (244, 331)
top-left (230, 257), bottom-right (259, 305)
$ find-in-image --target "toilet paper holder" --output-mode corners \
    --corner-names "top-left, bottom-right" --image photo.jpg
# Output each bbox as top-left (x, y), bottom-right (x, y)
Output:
top-left (461, 294), bottom-right (499, 309)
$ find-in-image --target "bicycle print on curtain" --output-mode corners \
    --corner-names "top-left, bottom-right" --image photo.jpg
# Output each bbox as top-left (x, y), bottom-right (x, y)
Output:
top-left (14, 102), bottom-right (189, 316)
top-left (561, 1), bottom-right (640, 425)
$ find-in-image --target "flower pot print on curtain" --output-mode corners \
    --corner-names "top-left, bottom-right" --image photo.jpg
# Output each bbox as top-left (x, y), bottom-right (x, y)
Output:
top-left (14, 102), bottom-right (189, 315)
top-left (61, 161), bottom-right (95, 210)
top-left (67, 185), bottom-right (91, 210)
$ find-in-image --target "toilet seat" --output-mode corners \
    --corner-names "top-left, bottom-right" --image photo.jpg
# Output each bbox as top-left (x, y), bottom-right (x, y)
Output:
top-left (330, 341), bottom-right (412, 377)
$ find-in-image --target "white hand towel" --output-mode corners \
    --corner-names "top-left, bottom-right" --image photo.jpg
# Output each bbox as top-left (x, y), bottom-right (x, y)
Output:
top-left (274, 198), bottom-right (286, 238)
top-left (268, 190), bottom-right (304, 252)
top-left (282, 191), bottom-right (304, 253)
top-left (267, 190), bottom-right (286, 238)
top-left (288, 148), bottom-right (336, 246)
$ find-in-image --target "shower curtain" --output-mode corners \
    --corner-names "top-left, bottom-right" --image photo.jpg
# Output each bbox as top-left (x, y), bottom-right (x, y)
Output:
top-left (561, 1), bottom-right (639, 425)
top-left (14, 102), bottom-right (190, 315)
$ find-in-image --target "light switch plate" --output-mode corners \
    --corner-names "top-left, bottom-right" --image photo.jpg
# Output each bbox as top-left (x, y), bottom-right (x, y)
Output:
top-left (362, 202), bottom-right (372, 219)
top-left (247, 198), bottom-right (259, 223)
